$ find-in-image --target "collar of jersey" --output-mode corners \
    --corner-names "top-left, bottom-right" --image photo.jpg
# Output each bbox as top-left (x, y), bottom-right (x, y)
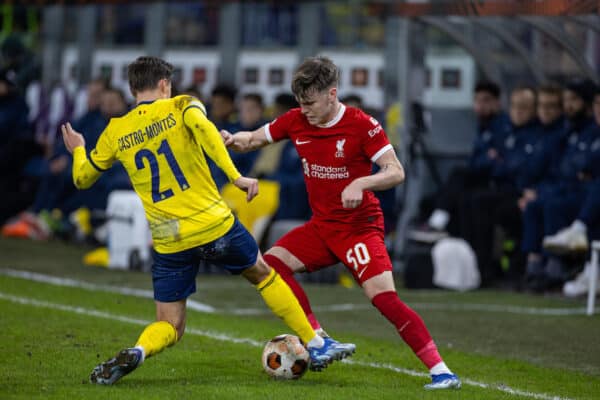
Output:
top-left (317, 103), bottom-right (346, 128)
top-left (135, 100), bottom-right (157, 107)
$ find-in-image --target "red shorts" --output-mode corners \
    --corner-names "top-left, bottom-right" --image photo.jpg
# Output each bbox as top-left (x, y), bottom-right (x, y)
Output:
top-left (274, 217), bottom-right (392, 285)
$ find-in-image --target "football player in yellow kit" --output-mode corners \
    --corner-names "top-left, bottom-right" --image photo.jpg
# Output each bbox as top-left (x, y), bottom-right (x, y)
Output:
top-left (61, 56), bottom-right (354, 385)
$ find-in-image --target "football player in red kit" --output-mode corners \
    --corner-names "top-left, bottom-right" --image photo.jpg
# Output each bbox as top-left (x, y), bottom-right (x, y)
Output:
top-left (222, 56), bottom-right (460, 390)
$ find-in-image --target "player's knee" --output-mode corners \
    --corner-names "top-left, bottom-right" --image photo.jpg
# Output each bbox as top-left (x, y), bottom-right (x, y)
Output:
top-left (362, 271), bottom-right (396, 300)
top-left (264, 248), bottom-right (304, 274)
top-left (242, 259), bottom-right (271, 285)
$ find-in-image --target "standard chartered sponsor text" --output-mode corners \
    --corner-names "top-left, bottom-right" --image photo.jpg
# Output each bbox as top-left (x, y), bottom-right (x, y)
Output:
top-left (310, 164), bottom-right (350, 179)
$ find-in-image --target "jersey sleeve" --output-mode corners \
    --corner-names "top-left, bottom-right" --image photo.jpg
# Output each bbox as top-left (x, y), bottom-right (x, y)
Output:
top-left (263, 109), bottom-right (297, 143)
top-left (182, 103), bottom-right (241, 183)
top-left (89, 125), bottom-right (117, 171)
top-left (359, 112), bottom-right (393, 162)
top-left (71, 125), bottom-right (116, 189)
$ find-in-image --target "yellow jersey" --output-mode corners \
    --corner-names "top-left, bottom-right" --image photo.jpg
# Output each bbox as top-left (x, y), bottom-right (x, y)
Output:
top-left (71, 95), bottom-right (242, 253)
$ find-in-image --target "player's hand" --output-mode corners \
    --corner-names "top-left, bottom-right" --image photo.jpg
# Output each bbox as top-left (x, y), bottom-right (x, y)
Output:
top-left (61, 122), bottom-right (85, 154)
top-left (341, 180), bottom-right (364, 209)
top-left (233, 176), bottom-right (259, 202)
top-left (221, 129), bottom-right (235, 147)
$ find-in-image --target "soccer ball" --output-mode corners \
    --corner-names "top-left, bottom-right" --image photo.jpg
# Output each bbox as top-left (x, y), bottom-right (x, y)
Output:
top-left (261, 334), bottom-right (310, 379)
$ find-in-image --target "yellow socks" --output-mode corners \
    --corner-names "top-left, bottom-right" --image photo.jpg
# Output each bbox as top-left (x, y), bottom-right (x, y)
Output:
top-left (256, 268), bottom-right (316, 345)
top-left (135, 321), bottom-right (178, 358)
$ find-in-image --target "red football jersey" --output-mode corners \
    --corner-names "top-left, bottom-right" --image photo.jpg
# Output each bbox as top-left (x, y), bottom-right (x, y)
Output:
top-left (264, 104), bottom-right (393, 229)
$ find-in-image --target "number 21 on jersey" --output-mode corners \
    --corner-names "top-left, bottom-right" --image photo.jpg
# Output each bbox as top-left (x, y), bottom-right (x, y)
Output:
top-left (135, 139), bottom-right (190, 203)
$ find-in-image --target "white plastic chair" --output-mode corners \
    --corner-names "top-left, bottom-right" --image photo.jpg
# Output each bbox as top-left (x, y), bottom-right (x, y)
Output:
top-left (587, 241), bottom-right (600, 316)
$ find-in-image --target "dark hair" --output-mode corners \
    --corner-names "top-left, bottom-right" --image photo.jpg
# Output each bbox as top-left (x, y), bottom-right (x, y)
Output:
top-left (537, 83), bottom-right (563, 98)
top-left (274, 93), bottom-right (298, 110)
top-left (242, 93), bottom-right (264, 108)
top-left (291, 56), bottom-right (339, 101)
top-left (565, 78), bottom-right (597, 104)
top-left (341, 94), bottom-right (363, 107)
top-left (104, 86), bottom-right (127, 104)
top-left (127, 56), bottom-right (173, 97)
top-left (474, 80), bottom-right (501, 98)
top-left (211, 83), bottom-right (237, 102)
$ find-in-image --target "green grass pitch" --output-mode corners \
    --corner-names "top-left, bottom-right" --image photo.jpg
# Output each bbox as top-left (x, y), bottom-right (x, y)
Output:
top-left (0, 238), bottom-right (599, 399)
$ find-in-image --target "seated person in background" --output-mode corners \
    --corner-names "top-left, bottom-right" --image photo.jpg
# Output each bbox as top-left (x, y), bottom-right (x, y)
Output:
top-left (459, 85), bottom-right (540, 286)
top-left (553, 178), bottom-right (600, 297)
top-left (229, 93), bottom-right (265, 177)
top-left (543, 88), bottom-right (600, 255)
top-left (250, 93), bottom-right (298, 179)
top-left (408, 80), bottom-right (511, 243)
top-left (541, 88), bottom-right (600, 296)
top-left (180, 85), bottom-right (203, 102)
top-left (0, 68), bottom-right (38, 224)
top-left (520, 79), bottom-right (599, 291)
top-left (2, 86), bottom-right (130, 240)
top-left (206, 83), bottom-right (241, 189)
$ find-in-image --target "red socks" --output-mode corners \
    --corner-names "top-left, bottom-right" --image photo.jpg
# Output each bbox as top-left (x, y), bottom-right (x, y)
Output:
top-left (371, 291), bottom-right (442, 369)
top-left (262, 255), bottom-right (443, 370)
top-left (263, 254), bottom-right (321, 330)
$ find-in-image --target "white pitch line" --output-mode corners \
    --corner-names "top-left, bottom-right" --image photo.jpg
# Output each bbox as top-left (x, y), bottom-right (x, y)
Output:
top-left (0, 268), bottom-right (215, 313)
top-left (1, 268), bottom-right (595, 316)
top-left (0, 291), bottom-right (573, 400)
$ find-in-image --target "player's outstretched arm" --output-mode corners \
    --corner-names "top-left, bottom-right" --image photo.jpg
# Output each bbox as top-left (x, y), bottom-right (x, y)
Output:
top-left (341, 149), bottom-right (404, 209)
top-left (61, 122), bottom-right (102, 189)
top-left (221, 127), bottom-right (270, 153)
top-left (183, 106), bottom-right (242, 183)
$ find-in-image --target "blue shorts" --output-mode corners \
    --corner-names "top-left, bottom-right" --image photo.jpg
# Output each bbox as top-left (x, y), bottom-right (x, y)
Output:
top-left (152, 219), bottom-right (258, 302)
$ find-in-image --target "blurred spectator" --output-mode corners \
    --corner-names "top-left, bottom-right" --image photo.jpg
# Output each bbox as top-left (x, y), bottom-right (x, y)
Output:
top-left (540, 88), bottom-right (600, 256)
top-left (0, 68), bottom-right (30, 143)
top-left (220, 93), bottom-right (265, 189)
top-left (521, 78), bottom-right (599, 291)
top-left (518, 84), bottom-right (566, 208)
top-left (0, 68), bottom-right (43, 224)
top-left (180, 85), bottom-right (203, 102)
top-left (207, 83), bottom-right (240, 188)
top-left (259, 94), bottom-right (311, 221)
top-left (408, 81), bottom-right (511, 244)
top-left (71, 78), bottom-right (108, 121)
top-left (1, 86), bottom-right (130, 240)
top-left (250, 93), bottom-right (297, 178)
top-left (461, 85), bottom-right (540, 286)
top-left (341, 94), bottom-right (363, 109)
top-left (0, 34), bottom-right (39, 93)
top-left (239, 93), bottom-right (266, 130)
top-left (209, 83), bottom-right (239, 131)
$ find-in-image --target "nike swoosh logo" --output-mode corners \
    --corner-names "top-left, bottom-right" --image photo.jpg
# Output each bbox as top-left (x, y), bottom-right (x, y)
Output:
top-left (295, 139), bottom-right (311, 145)
top-left (357, 266), bottom-right (368, 279)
